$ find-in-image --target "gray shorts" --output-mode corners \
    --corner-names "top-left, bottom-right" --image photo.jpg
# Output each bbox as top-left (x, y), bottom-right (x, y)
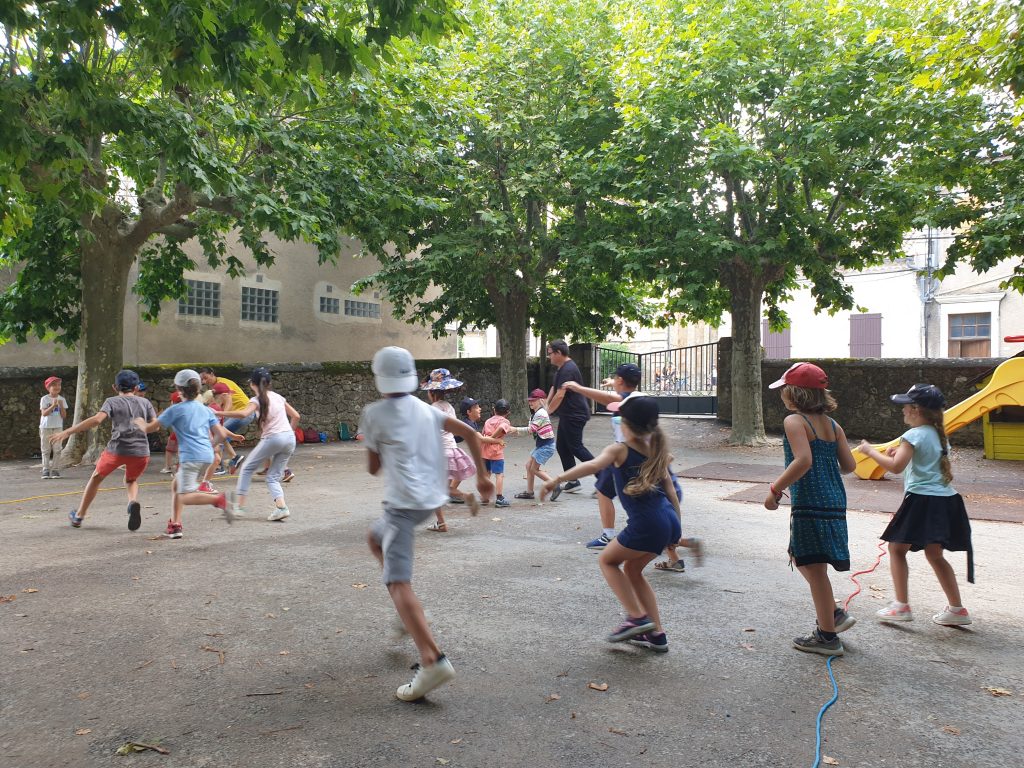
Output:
top-left (177, 461), bottom-right (211, 494)
top-left (369, 505), bottom-right (436, 585)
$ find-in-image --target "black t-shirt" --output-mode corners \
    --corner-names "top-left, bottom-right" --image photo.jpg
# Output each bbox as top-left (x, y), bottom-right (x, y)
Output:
top-left (553, 360), bottom-right (590, 421)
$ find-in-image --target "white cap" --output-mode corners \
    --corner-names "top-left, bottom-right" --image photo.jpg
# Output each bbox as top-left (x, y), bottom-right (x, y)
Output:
top-left (174, 368), bottom-right (201, 387)
top-left (372, 347), bottom-right (418, 394)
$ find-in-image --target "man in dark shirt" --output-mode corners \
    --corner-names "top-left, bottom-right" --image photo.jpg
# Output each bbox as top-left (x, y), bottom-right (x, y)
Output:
top-left (545, 339), bottom-right (594, 493)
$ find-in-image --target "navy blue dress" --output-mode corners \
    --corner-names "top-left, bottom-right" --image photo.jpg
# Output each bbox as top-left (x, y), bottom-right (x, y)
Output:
top-left (613, 446), bottom-right (682, 554)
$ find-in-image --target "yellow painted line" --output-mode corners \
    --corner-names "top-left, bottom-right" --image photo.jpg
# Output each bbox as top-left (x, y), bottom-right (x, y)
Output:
top-left (0, 477), bottom-right (237, 506)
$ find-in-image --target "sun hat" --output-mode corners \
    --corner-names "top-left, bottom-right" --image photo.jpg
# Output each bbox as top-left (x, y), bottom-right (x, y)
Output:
top-left (615, 363), bottom-right (642, 385)
top-left (421, 367), bottom-right (464, 391)
top-left (173, 369), bottom-right (201, 387)
top-left (44, 376), bottom-right (61, 389)
top-left (115, 370), bottom-right (140, 391)
top-left (609, 396), bottom-right (660, 429)
top-left (768, 362), bottom-right (829, 390)
top-left (890, 383), bottom-right (946, 410)
top-left (372, 346), bottom-right (418, 394)
top-left (528, 388), bottom-right (547, 400)
top-left (460, 397), bottom-right (479, 415)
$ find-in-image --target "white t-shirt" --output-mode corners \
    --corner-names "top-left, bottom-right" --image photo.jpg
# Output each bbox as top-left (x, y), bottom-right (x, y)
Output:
top-left (39, 395), bottom-right (67, 428)
top-left (250, 391), bottom-right (292, 437)
top-left (359, 394), bottom-right (449, 510)
top-left (431, 399), bottom-right (457, 450)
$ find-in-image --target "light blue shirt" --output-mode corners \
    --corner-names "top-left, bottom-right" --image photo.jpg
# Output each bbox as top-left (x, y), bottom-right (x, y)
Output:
top-left (158, 400), bottom-right (218, 464)
top-left (901, 426), bottom-right (956, 497)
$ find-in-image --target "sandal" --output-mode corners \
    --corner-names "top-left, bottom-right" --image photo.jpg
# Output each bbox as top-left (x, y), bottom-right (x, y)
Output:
top-left (426, 521), bottom-right (448, 533)
top-left (513, 491), bottom-right (535, 500)
top-left (654, 559), bottom-right (685, 573)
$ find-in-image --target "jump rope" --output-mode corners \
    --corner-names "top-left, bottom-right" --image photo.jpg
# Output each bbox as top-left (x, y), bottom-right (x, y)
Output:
top-left (810, 538), bottom-right (889, 768)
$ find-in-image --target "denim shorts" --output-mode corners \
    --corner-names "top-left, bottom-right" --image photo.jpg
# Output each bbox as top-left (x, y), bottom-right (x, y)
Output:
top-left (530, 443), bottom-right (555, 466)
top-left (485, 458), bottom-right (505, 475)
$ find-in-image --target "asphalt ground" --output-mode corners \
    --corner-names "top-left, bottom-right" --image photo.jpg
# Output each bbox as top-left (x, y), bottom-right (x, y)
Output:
top-left (2, 416), bottom-right (1022, 768)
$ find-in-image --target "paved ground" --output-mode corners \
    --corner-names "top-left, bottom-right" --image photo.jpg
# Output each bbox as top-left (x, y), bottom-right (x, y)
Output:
top-left (2, 416), bottom-right (1022, 767)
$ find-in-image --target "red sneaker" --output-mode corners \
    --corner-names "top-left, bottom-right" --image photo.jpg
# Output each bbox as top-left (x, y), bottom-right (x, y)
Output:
top-left (198, 481), bottom-right (215, 493)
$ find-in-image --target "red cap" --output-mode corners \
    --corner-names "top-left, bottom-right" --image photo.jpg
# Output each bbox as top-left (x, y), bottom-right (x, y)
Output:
top-left (170, 391), bottom-right (183, 404)
top-left (528, 388), bottom-right (547, 400)
top-left (44, 376), bottom-right (61, 389)
top-left (768, 362), bottom-right (829, 390)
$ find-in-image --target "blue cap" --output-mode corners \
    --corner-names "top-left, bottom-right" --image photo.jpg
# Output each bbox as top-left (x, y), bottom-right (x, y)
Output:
top-left (115, 369), bottom-right (140, 391)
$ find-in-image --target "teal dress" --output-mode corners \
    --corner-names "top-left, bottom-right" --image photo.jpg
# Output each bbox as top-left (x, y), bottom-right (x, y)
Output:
top-left (783, 415), bottom-right (850, 571)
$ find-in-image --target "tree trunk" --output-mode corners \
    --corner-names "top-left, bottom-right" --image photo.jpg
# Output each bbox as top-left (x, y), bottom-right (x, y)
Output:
top-left (495, 298), bottom-right (531, 425)
top-left (726, 265), bottom-right (768, 446)
top-left (64, 236), bottom-right (135, 464)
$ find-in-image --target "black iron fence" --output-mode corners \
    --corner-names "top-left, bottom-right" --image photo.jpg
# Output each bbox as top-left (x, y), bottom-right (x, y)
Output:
top-left (594, 342), bottom-right (718, 415)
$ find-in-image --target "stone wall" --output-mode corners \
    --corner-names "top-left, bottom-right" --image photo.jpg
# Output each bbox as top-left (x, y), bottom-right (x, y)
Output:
top-left (717, 337), bottom-right (1002, 446)
top-left (0, 358), bottom-right (541, 459)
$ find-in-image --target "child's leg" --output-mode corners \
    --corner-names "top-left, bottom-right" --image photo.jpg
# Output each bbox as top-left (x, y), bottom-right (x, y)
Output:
top-left (204, 445), bottom-right (222, 482)
top-left (597, 492), bottom-right (616, 531)
top-left (494, 472), bottom-right (504, 498)
top-left (525, 458), bottom-right (538, 492)
top-left (235, 438), bottom-right (274, 509)
top-left (75, 472), bottom-right (106, 518)
top-left (888, 543), bottom-right (912, 604)
top-left (388, 582), bottom-right (442, 666)
top-left (171, 476), bottom-right (183, 525)
top-left (623, 555), bottom-right (664, 631)
top-left (797, 563), bottom-right (837, 632)
top-left (599, 539), bottom-right (659, 619)
top-left (264, 437), bottom-right (295, 508)
top-left (924, 543), bottom-right (963, 607)
top-left (664, 543), bottom-right (680, 563)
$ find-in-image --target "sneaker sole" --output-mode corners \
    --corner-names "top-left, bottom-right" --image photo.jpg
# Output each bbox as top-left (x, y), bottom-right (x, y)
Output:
top-left (127, 501), bottom-right (142, 531)
top-left (608, 622), bottom-right (655, 642)
top-left (395, 665), bottom-right (456, 701)
top-left (835, 615), bottom-right (856, 633)
top-left (876, 613), bottom-right (914, 622)
top-left (793, 641), bottom-right (844, 656)
top-left (630, 638), bottom-right (669, 653)
top-left (932, 616), bottom-right (972, 626)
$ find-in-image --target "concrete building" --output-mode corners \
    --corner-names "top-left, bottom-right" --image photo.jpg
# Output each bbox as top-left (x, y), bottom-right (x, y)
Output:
top-left (0, 234), bottom-right (455, 367)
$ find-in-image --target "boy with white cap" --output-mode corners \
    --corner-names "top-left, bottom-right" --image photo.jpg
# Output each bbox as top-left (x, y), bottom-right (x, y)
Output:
top-left (359, 347), bottom-right (492, 701)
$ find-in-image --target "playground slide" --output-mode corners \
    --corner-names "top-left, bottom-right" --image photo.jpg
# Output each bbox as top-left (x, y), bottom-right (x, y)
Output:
top-left (853, 356), bottom-right (1024, 480)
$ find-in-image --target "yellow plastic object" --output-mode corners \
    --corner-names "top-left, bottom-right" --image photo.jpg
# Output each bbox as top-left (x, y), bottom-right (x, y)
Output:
top-left (853, 357), bottom-right (1024, 480)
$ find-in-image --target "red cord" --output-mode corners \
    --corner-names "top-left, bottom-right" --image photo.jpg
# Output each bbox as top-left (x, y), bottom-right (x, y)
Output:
top-left (843, 539), bottom-right (889, 611)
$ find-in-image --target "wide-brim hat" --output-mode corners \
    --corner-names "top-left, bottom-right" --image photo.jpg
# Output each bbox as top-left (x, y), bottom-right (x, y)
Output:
top-left (421, 368), bottom-right (464, 391)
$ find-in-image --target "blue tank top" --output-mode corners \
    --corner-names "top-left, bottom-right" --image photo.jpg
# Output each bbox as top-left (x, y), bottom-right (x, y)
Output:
top-left (782, 415), bottom-right (846, 512)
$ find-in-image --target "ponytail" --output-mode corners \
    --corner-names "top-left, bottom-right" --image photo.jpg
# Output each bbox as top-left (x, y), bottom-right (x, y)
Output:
top-left (918, 406), bottom-right (953, 485)
top-left (250, 367), bottom-right (273, 432)
top-left (622, 423), bottom-right (672, 497)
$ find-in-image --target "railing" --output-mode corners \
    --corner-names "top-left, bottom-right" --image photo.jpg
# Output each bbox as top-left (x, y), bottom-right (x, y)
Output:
top-left (595, 343), bottom-right (719, 396)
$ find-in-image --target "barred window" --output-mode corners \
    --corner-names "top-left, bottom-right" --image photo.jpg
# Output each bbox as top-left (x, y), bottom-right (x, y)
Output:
top-left (344, 299), bottom-right (381, 319)
top-left (319, 296), bottom-right (341, 314)
top-left (178, 279), bottom-right (221, 317)
top-left (241, 286), bottom-right (279, 323)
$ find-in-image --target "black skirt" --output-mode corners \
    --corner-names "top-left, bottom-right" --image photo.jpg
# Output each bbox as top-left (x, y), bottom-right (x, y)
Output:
top-left (881, 492), bottom-right (974, 583)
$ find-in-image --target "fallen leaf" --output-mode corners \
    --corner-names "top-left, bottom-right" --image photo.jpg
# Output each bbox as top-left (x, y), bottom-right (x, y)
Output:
top-left (146, 536), bottom-right (162, 541)
top-left (436, 760), bottom-right (450, 766)
top-left (491, 517), bottom-right (502, 522)
top-left (304, 683), bottom-right (315, 689)
top-left (200, 645), bottom-right (225, 664)
top-left (131, 577), bottom-right (140, 581)
top-left (942, 726), bottom-right (961, 736)
top-left (742, 627), bottom-right (756, 632)
top-left (282, 607), bottom-right (290, 611)
top-left (740, 643), bottom-right (755, 651)
top-left (265, 613), bottom-right (276, 619)
top-left (0, 594), bottom-right (15, 603)
top-left (822, 757), bottom-right (839, 766)
top-left (279, 650), bottom-right (290, 656)
top-left (22, 588), bottom-right (39, 594)
top-left (75, 728), bottom-right (92, 736)
top-left (351, 583), bottom-right (368, 589)
top-left (77, 692), bottom-right (90, 700)
top-left (570, 712), bottom-right (577, 719)
top-left (983, 687), bottom-right (1012, 697)
top-left (545, 694), bottom-right (561, 702)
top-left (869, 585), bottom-right (884, 592)
top-left (588, 682), bottom-right (609, 692)
top-left (556, 670), bottom-right (569, 678)
top-left (450, 738), bottom-right (462, 744)
top-left (145, 550), bottom-right (153, 555)
top-left (609, 727), bottom-right (627, 736)
top-left (115, 742), bottom-right (170, 756)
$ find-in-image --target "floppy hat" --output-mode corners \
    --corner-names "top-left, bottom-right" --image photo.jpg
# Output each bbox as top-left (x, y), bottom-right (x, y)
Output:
top-left (44, 376), bottom-right (61, 389)
top-left (608, 396), bottom-right (660, 428)
top-left (768, 362), bottom-right (828, 390)
top-left (421, 368), bottom-right (464, 391)
top-left (173, 369), bottom-right (201, 387)
top-left (528, 388), bottom-right (547, 400)
top-left (115, 370), bottom-right (140, 391)
top-left (372, 347), bottom-right (418, 394)
top-left (890, 383), bottom-right (946, 410)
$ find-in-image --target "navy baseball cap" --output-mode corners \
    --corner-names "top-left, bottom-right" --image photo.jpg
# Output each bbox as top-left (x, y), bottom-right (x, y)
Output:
top-left (460, 397), bottom-right (479, 414)
top-left (115, 369), bottom-right (140, 391)
top-left (615, 363), bottom-right (642, 385)
top-left (891, 384), bottom-right (945, 410)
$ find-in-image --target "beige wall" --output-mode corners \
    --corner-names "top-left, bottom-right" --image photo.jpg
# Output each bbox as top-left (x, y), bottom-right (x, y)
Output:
top-left (0, 234), bottom-right (455, 367)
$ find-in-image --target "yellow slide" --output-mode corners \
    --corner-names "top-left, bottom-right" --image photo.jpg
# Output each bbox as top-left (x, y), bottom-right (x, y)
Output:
top-left (853, 356), bottom-right (1024, 480)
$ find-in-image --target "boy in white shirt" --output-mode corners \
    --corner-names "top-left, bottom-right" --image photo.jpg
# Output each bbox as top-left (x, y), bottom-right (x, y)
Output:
top-left (39, 375), bottom-right (68, 479)
top-left (359, 347), bottom-right (492, 702)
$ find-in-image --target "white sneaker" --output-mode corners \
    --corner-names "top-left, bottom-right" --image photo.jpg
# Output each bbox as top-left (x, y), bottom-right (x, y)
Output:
top-left (876, 601), bottom-right (914, 622)
top-left (933, 607), bottom-right (972, 626)
top-left (268, 506), bottom-right (290, 522)
top-left (395, 655), bottom-right (455, 701)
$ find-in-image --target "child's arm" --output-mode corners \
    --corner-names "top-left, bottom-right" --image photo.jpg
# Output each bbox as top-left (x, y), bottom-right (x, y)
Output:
top-left (366, 449), bottom-right (381, 475)
top-left (540, 443), bottom-right (625, 499)
top-left (859, 438), bottom-right (914, 475)
top-left (211, 422), bottom-right (244, 444)
top-left (134, 417), bottom-right (162, 434)
top-left (834, 423), bottom-right (857, 474)
top-left (560, 380), bottom-right (621, 406)
top-left (42, 399), bottom-right (62, 417)
top-left (446, 417), bottom-right (494, 500)
top-left (285, 402), bottom-right (301, 429)
top-left (50, 412), bottom-right (107, 444)
top-left (219, 402), bottom-right (259, 420)
top-left (764, 414), bottom-right (813, 509)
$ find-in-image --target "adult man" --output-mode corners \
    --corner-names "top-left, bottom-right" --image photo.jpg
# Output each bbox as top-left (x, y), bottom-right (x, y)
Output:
top-left (545, 340), bottom-right (593, 493)
top-left (198, 367), bottom-right (248, 474)
top-left (561, 363), bottom-right (643, 549)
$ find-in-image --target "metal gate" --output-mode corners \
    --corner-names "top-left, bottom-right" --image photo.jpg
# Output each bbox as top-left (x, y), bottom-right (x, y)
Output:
top-left (594, 343), bottom-right (718, 415)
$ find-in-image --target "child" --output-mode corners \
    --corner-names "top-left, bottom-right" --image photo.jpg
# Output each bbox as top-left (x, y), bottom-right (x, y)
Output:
top-left (210, 382), bottom-right (244, 476)
top-left (160, 390), bottom-right (181, 474)
top-left (134, 369), bottom-right (237, 539)
top-left (859, 384), bottom-right (974, 626)
top-left (39, 375), bottom-right (68, 479)
top-left (422, 368), bottom-right (479, 531)
top-left (360, 347), bottom-right (492, 701)
top-left (481, 399), bottom-right (518, 507)
top-left (220, 367), bottom-right (300, 522)
top-left (540, 396), bottom-right (684, 653)
top-left (514, 389), bottom-right (556, 500)
top-left (52, 370), bottom-right (155, 530)
top-left (764, 363), bottom-right (857, 656)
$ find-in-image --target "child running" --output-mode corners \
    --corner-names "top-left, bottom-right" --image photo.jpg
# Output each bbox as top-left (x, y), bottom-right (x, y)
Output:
top-left (360, 347), bottom-right (492, 701)
top-left (135, 369), bottom-right (237, 539)
top-left (52, 370), bottom-right (156, 530)
top-left (422, 368), bottom-right (479, 531)
top-left (540, 396), bottom-right (683, 653)
top-left (220, 367), bottom-right (300, 522)
top-left (514, 389), bottom-right (556, 500)
top-left (481, 399), bottom-right (518, 507)
top-left (858, 384), bottom-right (974, 626)
top-left (764, 363), bottom-right (857, 656)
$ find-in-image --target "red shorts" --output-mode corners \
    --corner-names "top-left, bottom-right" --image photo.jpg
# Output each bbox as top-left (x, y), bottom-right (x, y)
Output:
top-left (166, 434), bottom-right (178, 453)
top-left (95, 451), bottom-right (149, 483)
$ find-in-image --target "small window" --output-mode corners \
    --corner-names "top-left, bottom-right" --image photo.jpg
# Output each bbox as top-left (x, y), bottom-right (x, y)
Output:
top-left (178, 279), bottom-right (221, 317)
top-left (344, 299), bottom-right (381, 319)
top-left (241, 286), bottom-right (279, 323)
top-left (949, 312), bottom-right (991, 356)
top-left (319, 296), bottom-right (341, 314)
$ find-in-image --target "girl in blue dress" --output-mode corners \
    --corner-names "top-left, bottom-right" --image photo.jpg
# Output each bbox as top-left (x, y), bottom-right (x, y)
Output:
top-left (542, 396), bottom-right (697, 653)
top-left (765, 363), bottom-right (857, 656)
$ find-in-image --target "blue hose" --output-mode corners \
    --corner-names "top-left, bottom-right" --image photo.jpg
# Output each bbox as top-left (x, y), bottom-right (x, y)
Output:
top-left (811, 655), bottom-right (840, 768)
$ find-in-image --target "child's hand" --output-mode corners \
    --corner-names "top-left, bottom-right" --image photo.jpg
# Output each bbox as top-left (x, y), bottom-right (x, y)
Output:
top-left (884, 445), bottom-right (898, 457)
top-left (48, 431), bottom-right (66, 445)
top-left (539, 479), bottom-right (557, 500)
top-left (764, 490), bottom-right (779, 511)
top-left (227, 431), bottom-right (245, 442)
top-left (858, 439), bottom-right (874, 455)
top-left (476, 474), bottom-right (494, 500)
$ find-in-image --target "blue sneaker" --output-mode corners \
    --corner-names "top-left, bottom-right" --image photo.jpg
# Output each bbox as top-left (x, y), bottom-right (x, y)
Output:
top-left (586, 532), bottom-right (613, 550)
top-left (68, 510), bottom-right (82, 528)
top-left (630, 631), bottom-right (669, 653)
top-left (607, 615), bottom-right (655, 642)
